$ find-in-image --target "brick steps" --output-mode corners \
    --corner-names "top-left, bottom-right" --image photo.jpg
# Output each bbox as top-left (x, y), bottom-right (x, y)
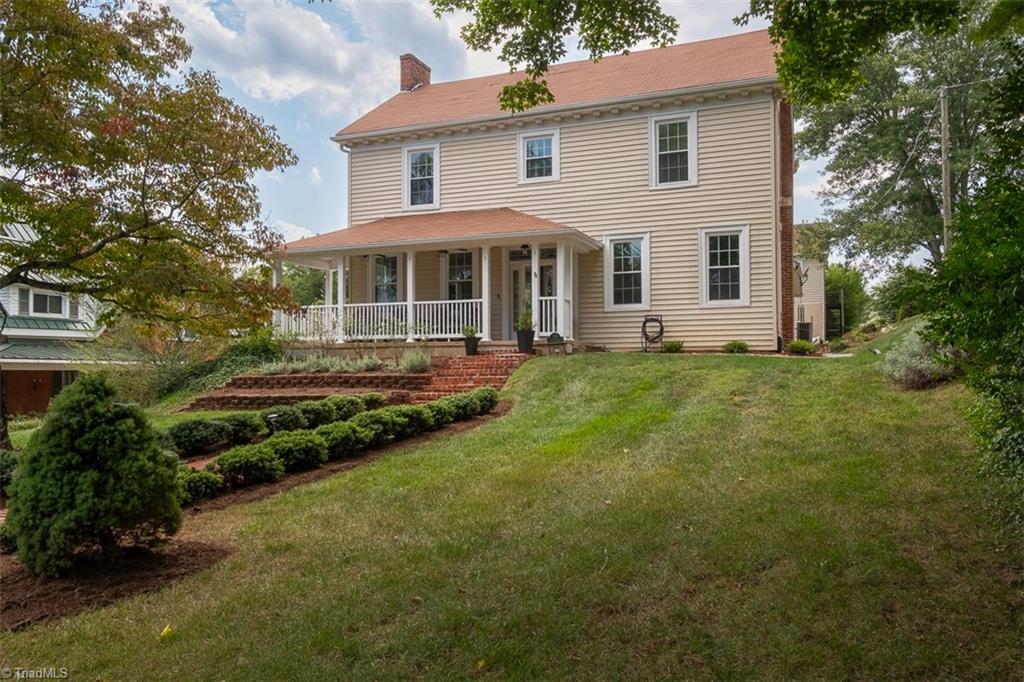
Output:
top-left (411, 352), bottom-right (530, 402)
top-left (221, 372), bottom-right (432, 391)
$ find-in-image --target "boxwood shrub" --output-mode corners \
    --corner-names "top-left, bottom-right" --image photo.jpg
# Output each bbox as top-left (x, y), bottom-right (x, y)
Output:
top-left (177, 465), bottom-right (225, 506)
top-left (389, 404), bottom-right (434, 438)
top-left (723, 340), bottom-right (750, 354)
top-left (324, 394), bottom-right (365, 421)
top-left (359, 393), bottom-right (388, 410)
top-left (260, 404), bottom-right (307, 433)
top-left (441, 393), bottom-right (481, 421)
top-left (424, 400), bottom-right (456, 429)
top-left (349, 409), bottom-right (402, 447)
top-left (470, 387), bottom-right (499, 414)
top-left (315, 421), bottom-right (369, 460)
top-left (786, 339), bottom-right (817, 356)
top-left (167, 418), bottom-right (234, 457)
top-left (294, 400), bottom-right (337, 428)
top-left (216, 444), bottom-right (284, 487)
top-left (263, 431), bottom-right (329, 471)
top-left (220, 412), bottom-right (266, 444)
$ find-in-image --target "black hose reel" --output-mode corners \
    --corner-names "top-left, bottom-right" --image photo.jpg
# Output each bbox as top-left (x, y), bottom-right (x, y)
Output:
top-left (641, 314), bottom-right (664, 352)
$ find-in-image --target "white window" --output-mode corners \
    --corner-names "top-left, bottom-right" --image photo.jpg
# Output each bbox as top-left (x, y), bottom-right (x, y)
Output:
top-left (603, 233), bottom-right (650, 311)
top-left (31, 290), bottom-right (64, 317)
top-left (518, 129), bottom-right (560, 183)
top-left (402, 143), bottom-right (440, 210)
top-left (699, 225), bottom-right (750, 307)
top-left (69, 294), bottom-right (80, 320)
top-left (373, 255), bottom-right (399, 302)
top-left (649, 112), bottom-right (697, 189)
top-left (16, 287), bottom-right (29, 315)
top-left (447, 252), bottom-right (473, 300)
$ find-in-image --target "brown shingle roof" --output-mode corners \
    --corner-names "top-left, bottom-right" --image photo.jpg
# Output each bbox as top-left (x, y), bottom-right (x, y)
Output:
top-left (282, 208), bottom-right (581, 253)
top-left (337, 30), bottom-right (776, 138)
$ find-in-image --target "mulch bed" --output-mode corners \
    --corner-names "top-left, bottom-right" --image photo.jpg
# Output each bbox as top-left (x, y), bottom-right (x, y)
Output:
top-left (0, 402), bottom-right (511, 631)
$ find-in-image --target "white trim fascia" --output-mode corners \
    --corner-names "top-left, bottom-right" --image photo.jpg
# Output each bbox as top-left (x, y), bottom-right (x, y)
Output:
top-left (333, 76), bottom-right (779, 144)
top-left (698, 224), bottom-right (751, 308)
top-left (284, 228), bottom-right (603, 256)
top-left (401, 141), bottom-right (441, 211)
top-left (649, 110), bottom-right (698, 190)
top-left (517, 127), bottom-right (561, 184)
top-left (603, 232), bottom-right (651, 312)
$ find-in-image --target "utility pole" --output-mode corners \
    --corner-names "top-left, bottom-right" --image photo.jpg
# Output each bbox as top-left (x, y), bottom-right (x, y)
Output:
top-left (940, 85), bottom-right (952, 254)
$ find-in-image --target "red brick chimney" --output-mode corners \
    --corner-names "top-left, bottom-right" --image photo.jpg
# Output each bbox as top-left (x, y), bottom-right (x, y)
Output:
top-left (400, 53), bottom-right (430, 91)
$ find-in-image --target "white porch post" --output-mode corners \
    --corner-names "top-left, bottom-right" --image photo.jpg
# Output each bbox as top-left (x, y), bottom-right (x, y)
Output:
top-left (530, 242), bottom-right (541, 339)
top-left (324, 265), bottom-right (333, 306)
top-left (405, 251), bottom-right (416, 342)
top-left (271, 257), bottom-right (283, 329)
top-left (480, 246), bottom-right (492, 341)
top-left (556, 242), bottom-right (568, 338)
top-left (336, 257), bottom-right (346, 343)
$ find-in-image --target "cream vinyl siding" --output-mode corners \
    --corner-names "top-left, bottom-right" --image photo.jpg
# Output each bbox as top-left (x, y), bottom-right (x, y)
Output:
top-left (795, 259), bottom-right (826, 340)
top-left (349, 97), bottom-right (778, 350)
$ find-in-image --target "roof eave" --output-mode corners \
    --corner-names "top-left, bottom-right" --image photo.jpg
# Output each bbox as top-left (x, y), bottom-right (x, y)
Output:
top-left (332, 75), bottom-right (779, 144)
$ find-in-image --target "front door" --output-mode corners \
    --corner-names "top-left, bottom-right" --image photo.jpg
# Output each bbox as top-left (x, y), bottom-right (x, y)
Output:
top-left (508, 256), bottom-right (556, 333)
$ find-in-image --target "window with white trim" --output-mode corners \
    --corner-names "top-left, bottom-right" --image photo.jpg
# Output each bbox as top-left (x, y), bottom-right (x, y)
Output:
top-left (373, 255), bottom-right (399, 302)
top-left (603, 234), bottom-right (650, 311)
top-left (33, 291), bottom-right (64, 316)
top-left (403, 143), bottom-right (439, 210)
top-left (17, 287), bottom-right (29, 315)
top-left (649, 112), bottom-right (697, 188)
top-left (518, 129), bottom-right (560, 183)
top-left (69, 294), bottom-right (80, 320)
top-left (699, 225), bottom-right (750, 307)
top-left (447, 252), bottom-right (473, 300)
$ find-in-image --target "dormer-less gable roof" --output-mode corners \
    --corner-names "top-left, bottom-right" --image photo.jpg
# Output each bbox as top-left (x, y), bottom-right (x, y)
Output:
top-left (336, 29), bottom-right (776, 140)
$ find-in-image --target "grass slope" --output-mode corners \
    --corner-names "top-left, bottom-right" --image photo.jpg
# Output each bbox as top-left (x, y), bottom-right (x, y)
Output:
top-left (2, 337), bottom-right (1022, 679)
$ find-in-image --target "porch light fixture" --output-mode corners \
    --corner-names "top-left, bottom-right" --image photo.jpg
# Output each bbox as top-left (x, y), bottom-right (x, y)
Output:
top-left (437, 250), bottom-right (448, 257)
top-left (520, 244), bottom-right (530, 257)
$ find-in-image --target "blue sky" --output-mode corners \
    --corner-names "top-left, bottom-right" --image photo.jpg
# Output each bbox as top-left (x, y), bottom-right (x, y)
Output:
top-left (166, 0), bottom-right (828, 242)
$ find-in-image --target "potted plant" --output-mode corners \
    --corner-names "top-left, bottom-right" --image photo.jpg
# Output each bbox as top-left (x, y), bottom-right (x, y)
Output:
top-left (462, 324), bottom-right (480, 356)
top-left (514, 310), bottom-right (535, 354)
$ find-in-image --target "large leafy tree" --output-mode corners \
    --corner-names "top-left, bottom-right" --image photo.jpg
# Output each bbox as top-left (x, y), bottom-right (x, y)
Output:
top-left (796, 15), bottom-right (1008, 268)
top-left (431, 0), bottom-right (678, 111)
top-left (0, 0), bottom-right (296, 446)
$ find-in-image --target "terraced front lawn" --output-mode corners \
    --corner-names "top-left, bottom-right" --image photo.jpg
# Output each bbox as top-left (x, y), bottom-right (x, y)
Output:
top-left (2, 330), bottom-right (1022, 679)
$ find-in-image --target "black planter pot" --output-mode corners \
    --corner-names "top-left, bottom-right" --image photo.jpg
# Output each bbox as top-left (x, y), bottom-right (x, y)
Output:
top-left (464, 336), bottom-right (480, 356)
top-left (516, 329), bottom-right (535, 354)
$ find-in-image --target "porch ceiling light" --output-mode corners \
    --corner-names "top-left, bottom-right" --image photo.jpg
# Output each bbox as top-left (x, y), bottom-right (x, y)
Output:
top-left (438, 249), bottom-right (448, 256)
top-left (520, 244), bottom-right (530, 256)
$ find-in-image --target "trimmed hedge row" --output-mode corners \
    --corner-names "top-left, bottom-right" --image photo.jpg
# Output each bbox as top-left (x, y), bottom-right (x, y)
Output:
top-left (171, 387), bottom-right (499, 506)
top-left (161, 392), bottom-right (388, 457)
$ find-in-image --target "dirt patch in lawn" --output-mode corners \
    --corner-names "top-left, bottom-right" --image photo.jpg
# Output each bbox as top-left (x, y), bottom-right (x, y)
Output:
top-left (0, 541), bottom-right (231, 631)
top-left (0, 402), bottom-right (510, 631)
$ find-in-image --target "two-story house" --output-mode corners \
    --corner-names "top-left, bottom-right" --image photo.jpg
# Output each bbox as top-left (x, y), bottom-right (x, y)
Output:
top-left (1, 225), bottom-right (100, 414)
top-left (275, 29), bottom-right (796, 352)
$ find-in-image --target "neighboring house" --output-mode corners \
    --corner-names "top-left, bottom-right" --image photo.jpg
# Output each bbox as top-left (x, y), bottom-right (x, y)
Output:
top-left (275, 29), bottom-right (798, 351)
top-left (1, 225), bottom-right (101, 414)
top-left (794, 258), bottom-right (826, 341)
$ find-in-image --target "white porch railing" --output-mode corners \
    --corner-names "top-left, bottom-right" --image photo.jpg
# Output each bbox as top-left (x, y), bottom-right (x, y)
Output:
top-left (277, 300), bottom-right (485, 341)
top-left (538, 296), bottom-right (558, 336)
top-left (413, 299), bottom-right (483, 339)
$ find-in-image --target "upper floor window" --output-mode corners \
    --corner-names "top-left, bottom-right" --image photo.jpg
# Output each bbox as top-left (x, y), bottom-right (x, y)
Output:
top-left (16, 286), bottom-right (66, 317)
top-left (649, 112), bottom-right (697, 189)
top-left (699, 225), bottom-right (750, 307)
top-left (603, 233), bottom-right (650, 311)
top-left (403, 143), bottom-right (439, 210)
top-left (374, 255), bottom-right (399, 302)
top-left (518, 129), bottom-right (560, 183)
top-left (447, 252), bottom-right (473, 300)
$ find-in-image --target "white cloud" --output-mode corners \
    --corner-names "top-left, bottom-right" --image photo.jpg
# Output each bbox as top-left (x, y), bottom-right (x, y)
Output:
top-left (275, 219), bottom-right (315, 242)
top-left (170, 1), bottom-right (394, 118)
top-left (309, 166), bottom-right (323, 185)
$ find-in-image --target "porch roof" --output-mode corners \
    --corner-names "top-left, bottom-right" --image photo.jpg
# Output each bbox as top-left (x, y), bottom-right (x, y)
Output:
top-left (280, 208), bottom-right (601, 261)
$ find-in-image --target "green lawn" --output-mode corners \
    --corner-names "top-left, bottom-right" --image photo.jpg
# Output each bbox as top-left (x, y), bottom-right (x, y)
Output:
top-left (3, 333), bottom-right (1022, 679)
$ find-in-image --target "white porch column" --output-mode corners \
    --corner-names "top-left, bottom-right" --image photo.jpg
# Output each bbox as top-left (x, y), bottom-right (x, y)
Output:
top-left (271, 257), bottom-right (283, 329)
top-left (530, 242), bottom-right (541, 339)
top-left (481, 246), bottom-right (491, 341)
top-left (556, 242), bottom-right (568, 338)
top-left (336, 257), bottom-right (346, 343)
top-left (405, 251), bottom-right (416, 342)
top-left (324, 265), bottom-right (333, 306)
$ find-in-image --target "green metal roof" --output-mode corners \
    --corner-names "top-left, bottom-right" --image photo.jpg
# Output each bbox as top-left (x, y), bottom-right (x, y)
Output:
top-left (3, 316), bottom-right (94, 332)
top-left (0, 340), bottom-right (127, 363)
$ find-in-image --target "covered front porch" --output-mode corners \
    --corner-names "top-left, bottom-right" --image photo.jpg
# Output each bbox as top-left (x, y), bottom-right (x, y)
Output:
top-left (273, 208), bottom-right (600, 343)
